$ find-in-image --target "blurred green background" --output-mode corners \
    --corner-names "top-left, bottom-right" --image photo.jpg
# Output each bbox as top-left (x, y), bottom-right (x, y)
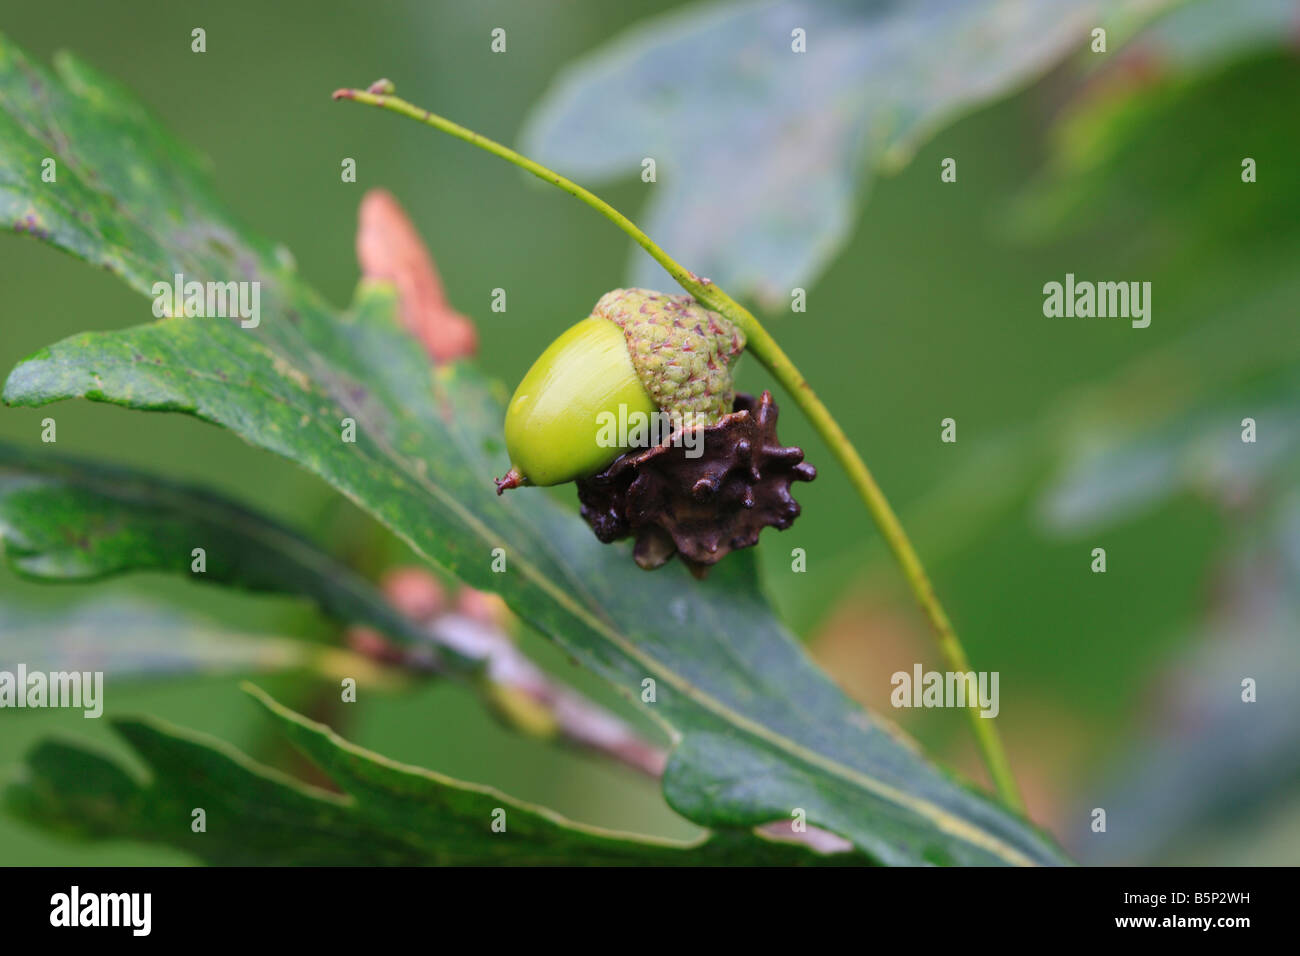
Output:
top-left (2, 0), bottom-right (1297, 865)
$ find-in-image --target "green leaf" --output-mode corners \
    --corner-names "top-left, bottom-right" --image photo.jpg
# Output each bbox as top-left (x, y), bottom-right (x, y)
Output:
top-left (0, 439), bottom-right (443, 655)
top-left (0, 441), bottom-right (670, 772)
top-left (519, 0), bottom-right (1173, 307)
top-left (5, 685), bottom-right (851, 865)
top-left (0, 35), bottom-right (1067, 865)
top-left (0, 597), bottom-right (376, 683)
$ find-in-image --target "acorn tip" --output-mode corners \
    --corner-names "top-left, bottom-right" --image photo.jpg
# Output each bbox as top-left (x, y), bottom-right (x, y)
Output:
top-left (495, 467), bottom-right (525, 495)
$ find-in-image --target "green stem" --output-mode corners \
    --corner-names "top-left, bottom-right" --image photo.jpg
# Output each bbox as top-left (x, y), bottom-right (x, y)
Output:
top-left (333, 83), bottom-right (1026, 815)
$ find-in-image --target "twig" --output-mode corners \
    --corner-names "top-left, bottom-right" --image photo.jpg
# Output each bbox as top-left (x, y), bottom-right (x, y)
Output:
top-left (432, 610), bottom-right (668, 778)
top-left (351, 574), bottom-right (850, 851)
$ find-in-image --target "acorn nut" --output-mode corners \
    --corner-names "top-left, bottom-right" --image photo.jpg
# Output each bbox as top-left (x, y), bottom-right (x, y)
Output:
top-left (496, 288), bottom-right (745, 492)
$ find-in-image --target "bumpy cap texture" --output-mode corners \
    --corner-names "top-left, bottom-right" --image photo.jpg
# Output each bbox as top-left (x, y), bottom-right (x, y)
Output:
top-left (593, 288), bottom-right (745, 425)
top-left (575, 392), bottom-right (815, 575)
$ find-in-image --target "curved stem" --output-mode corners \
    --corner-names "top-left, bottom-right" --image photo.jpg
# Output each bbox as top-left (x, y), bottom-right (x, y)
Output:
top-left (333, 84), bottom-right (1025, 814)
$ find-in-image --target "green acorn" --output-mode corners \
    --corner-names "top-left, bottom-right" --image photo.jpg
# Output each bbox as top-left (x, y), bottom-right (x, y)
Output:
top-left (496, 288), bottom-right (745, 492)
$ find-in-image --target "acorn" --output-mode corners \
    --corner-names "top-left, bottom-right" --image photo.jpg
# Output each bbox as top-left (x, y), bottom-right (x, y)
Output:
top-left (495, 288), bottom-right (746, 492)
top-left (495, 289), bottom-right (815, 574)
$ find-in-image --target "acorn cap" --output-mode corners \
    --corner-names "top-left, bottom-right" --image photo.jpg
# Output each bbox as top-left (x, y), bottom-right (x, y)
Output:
top-left (593, 288), bottom-right (745, 426)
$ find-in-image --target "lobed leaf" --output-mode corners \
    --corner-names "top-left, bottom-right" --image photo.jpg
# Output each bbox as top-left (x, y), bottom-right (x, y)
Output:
top-left (520, 0), bottom-right (1172, 307)
top-left (0, 440), bottom-right (443, 653)
top-left (0, 35), bottom-right (1067, 865)
top-left (5, 685), bottom-right (851, 865)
